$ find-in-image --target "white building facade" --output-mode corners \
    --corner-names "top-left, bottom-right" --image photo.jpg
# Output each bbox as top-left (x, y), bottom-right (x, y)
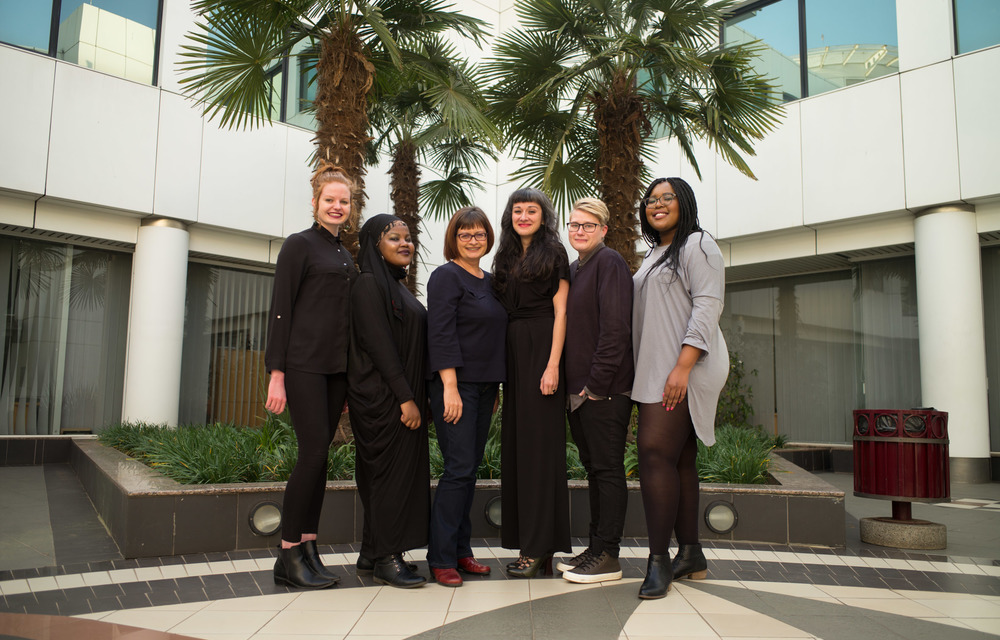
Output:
top-left (0, 0), bottom-right (998, 481)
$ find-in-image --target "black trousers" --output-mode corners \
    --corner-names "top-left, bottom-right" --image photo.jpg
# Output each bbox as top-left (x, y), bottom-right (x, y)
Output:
top-left (568, 394), bottom-right (631, 557)
top-left (281, 369), bottom-right (348, 542)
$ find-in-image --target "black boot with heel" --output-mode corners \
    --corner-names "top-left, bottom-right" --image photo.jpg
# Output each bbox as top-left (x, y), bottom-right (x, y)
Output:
top-left (672, 543), bottom-right (708, 580)
top-left (274, 545), bottom-right (338, 589)
top-left (638, 554), bottom-right (672, 599)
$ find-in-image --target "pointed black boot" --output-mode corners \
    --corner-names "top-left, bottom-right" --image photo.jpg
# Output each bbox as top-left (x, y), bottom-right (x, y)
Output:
top-left (638, 554), bottom-right (672, 599)
top-left (301, 540), bottom-right (341, 583)
top-left (373, 554), bottom-right (427, 589)
top-left (672, 543), bottom-right (708, 580)
top-left (273, 545), bottom-right (338, 589)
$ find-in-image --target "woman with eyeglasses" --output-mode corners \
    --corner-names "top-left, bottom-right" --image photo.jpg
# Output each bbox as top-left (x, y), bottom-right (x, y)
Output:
top-left (425, 207), bottom-right (507, 587)
top-left (493, 188), bottom-right (571, 578)
top-left (631, 178), bottom-right (728, 599)
top-left (557, 198), bottom-right (634, 585)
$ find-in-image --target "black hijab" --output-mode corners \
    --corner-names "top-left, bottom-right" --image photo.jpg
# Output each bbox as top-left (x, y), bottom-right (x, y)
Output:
top-left (358, 214), bottom-right (408, 321)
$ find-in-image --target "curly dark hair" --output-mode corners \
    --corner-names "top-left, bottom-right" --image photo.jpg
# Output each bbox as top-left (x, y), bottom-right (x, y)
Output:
top-left (492, 188), bottom-right (565, 296)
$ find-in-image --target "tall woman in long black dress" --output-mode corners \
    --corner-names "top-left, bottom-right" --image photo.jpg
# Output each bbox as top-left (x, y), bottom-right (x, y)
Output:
top-left (348, 214), bottom-right (429, 589)
top-left (492, 188), bottom-right (571, 577)
top-left (265, 162), bottom-right (358, 589)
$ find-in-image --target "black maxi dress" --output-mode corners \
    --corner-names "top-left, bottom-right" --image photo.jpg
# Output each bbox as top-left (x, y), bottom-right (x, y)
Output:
top-left (348, 273), bottom-right (430, 559)
top-left (499, 252), bottom-right (572, 557)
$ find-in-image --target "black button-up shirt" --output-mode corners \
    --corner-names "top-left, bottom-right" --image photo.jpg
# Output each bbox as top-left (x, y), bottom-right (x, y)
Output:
top-left (265, 224), bottom-right (358, 374)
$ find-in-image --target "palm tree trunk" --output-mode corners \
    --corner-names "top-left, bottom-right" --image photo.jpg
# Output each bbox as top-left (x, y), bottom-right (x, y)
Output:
top-left (592, 71), bottom-right (649, 272)
top-left (390, 139), bottom-right (421, 294)
top-left (314, 23), bottom-right (375, 259)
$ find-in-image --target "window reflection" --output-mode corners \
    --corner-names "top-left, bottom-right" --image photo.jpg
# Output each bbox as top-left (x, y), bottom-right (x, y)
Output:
top-left (724, 0), bottom-right (802, 102)
top-left (0, 238), bottom-right (131, 435)
top-left (955, 0), bottom-right (1000, 54)
top-left (0, 0), bottom-right (160, 85)
top-left (805, 0), bottom-right (898, 95)
top-left (724, 0), bottom-right (900, 102)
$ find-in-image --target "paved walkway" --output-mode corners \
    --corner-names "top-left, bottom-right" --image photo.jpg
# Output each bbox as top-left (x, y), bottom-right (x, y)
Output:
top-left (0, 466), bottom-right (998, 639)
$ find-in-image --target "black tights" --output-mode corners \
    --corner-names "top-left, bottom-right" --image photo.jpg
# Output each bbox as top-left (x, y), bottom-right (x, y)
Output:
top-left (281, 369), bottom-right (348, 543)
top-left (637, 399), bottom-right (699, 555)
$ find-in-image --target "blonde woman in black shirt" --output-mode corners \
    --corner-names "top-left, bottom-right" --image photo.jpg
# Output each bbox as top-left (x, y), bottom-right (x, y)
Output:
top-left (264, 162), bottom-right (359, 589)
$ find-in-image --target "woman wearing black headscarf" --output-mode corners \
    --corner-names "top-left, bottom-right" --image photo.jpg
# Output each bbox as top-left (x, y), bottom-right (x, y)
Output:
top-left (348, 214), bottom-right (430, 589)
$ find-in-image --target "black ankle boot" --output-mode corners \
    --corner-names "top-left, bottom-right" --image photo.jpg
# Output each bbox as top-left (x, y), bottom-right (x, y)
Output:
top-left (274, 545), bottom-right (338, 589)
top-left (357, 553), bottom-right (417, 576)
top-left (373, 554), bottom-right (427, 589)
top-left (672, 543), bottom-right (708, 580)
top-left (301, 540), bottom-right (341, 583)
top-left (638, 554), bottom-right (672, 599)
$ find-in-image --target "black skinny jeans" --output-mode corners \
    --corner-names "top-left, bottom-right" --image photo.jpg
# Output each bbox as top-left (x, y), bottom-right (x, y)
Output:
top-left (281, 369), bottom-right (348, 542)
top-left (568, 394), bottom-right (631, 558)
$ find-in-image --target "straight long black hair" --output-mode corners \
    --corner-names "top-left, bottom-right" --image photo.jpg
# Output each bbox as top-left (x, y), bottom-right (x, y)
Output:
top-left (638, 177), bottom-right (705, 274)
top-left (492, 188), bottom-right (566, 296)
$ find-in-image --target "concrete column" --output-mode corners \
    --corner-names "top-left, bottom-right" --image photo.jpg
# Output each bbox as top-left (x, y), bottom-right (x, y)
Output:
top-left (913, 204), bottom-right (991, 483)
top-left (122, 218), bottom-right (190, 426)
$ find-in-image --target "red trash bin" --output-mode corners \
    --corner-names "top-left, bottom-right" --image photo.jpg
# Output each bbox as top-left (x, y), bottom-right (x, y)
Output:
top-left (853, 408), bottom-right (949, 520)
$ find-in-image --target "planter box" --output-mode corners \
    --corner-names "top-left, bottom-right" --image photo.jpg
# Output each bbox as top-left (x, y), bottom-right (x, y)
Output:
top-left (63, 438), bottom-right (845, 557)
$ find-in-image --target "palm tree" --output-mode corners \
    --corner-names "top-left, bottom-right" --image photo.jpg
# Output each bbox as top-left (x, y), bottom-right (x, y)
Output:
top-left (369, 36), bottom-right (499, 292)
top-left (484, 0), bottom-right (782, 269)
top-left (177, 0), bottom-right (487, 254)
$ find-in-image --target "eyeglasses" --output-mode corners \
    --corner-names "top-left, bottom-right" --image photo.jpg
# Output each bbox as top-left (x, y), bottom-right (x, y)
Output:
top-left (566, 222), bottom-right (600, 233)
top-left (457, 231), bottom-right (487, 242)
top-left (644, 194), bottom-right (676, 207)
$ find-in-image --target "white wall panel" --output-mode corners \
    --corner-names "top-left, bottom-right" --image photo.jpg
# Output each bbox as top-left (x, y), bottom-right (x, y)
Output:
top-left (0, 194), bottom-right (36, 228)
top-left (157, 0), bottom-right (199, 94)
top-left (815, 214), bottom-right (914, 255)
top-left (976, 198), bottom-right (1000, 233)
top-left (0, 47), bottom-right (54, 196)
top-left (717, 104), bottom-right (803, 239)
top-left (896, 0), bottom-right (953, 72)
top-left (954, 46), bottom-right (1000, 201)
top-left (198, 123), bottom-right (287, 236)
top-left (800, 76), bottom-right (906, 225)
top-left (900, 62), bottom-right (960, 208)
top-left (47, 64), bottom-right (159, 213)
top-left (34, 200), bottom-right (140, 244)
top-left (153, 92), bottom-right (204, 221)
top-left (729, 228), bottom-right (816, 266)
top-left (281, 127), bottom-right (314, 237)
top-left (188, 225), bottom-right (271, 263)
top-left (678, 138), bottom-right (719, 237)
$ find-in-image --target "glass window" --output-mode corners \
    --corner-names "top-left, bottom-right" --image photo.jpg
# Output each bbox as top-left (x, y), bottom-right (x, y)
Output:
top-left (179, 263), bottom-right (273, 427)
top-left (805, 0), bottom-right (898, 95)
top-left (0, 0), bottom-right (161, 85)
top-left (721, 257), bottom-right (921, 444)
top-left (56, 0), bottom-right (160, 84)
top-left (285, 39), bottom-right (318, 130)
top-left (0, 237), bottom-right (131, 435)
top-left (955, 0), bottom-right (1000, 54)
top-left (724, 0), bottom-right (900, 102)
top-left (0, 2), bottom-right (55, 53)
top-left (724, 0), bottom-right (802, 102)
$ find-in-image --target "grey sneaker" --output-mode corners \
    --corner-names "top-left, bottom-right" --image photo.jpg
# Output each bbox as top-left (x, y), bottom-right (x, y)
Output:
top-left (562, 551), bottom-right (622, 584)
top-left (556, 548), bottom-right (594, 573)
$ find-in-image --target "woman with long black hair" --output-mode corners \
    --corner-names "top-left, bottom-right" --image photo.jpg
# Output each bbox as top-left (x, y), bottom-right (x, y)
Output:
top-left (631, 177), bottom-right (728, 599)
top-left (265, 162), bottom-right (358, 589)
top-left (492, 188), bottom-right (571, 578)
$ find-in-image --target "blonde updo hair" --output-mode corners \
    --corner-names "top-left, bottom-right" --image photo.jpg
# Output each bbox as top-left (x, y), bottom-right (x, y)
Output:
top-left (571, 197), bottom-right (610, 226)
top-left (311, 162), bottom-right (360, 231)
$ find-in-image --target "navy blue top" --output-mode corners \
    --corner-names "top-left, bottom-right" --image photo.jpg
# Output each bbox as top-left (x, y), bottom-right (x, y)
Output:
top-left (426, 261), bottom-right (507, 382)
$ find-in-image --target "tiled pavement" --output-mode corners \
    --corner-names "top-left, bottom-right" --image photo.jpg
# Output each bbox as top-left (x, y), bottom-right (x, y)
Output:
top-left (0, 466), bottom-right (998, 639)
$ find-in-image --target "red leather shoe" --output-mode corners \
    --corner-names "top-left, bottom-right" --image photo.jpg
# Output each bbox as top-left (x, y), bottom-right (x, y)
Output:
top-left (457, 556), bottom-right (491, 575)
top-left (432, 567), bottom-right (463, 587)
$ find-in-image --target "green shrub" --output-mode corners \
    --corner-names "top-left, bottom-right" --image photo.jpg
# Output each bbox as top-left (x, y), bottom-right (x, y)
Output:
top-left (696, 424), bottom-right (773, 484)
